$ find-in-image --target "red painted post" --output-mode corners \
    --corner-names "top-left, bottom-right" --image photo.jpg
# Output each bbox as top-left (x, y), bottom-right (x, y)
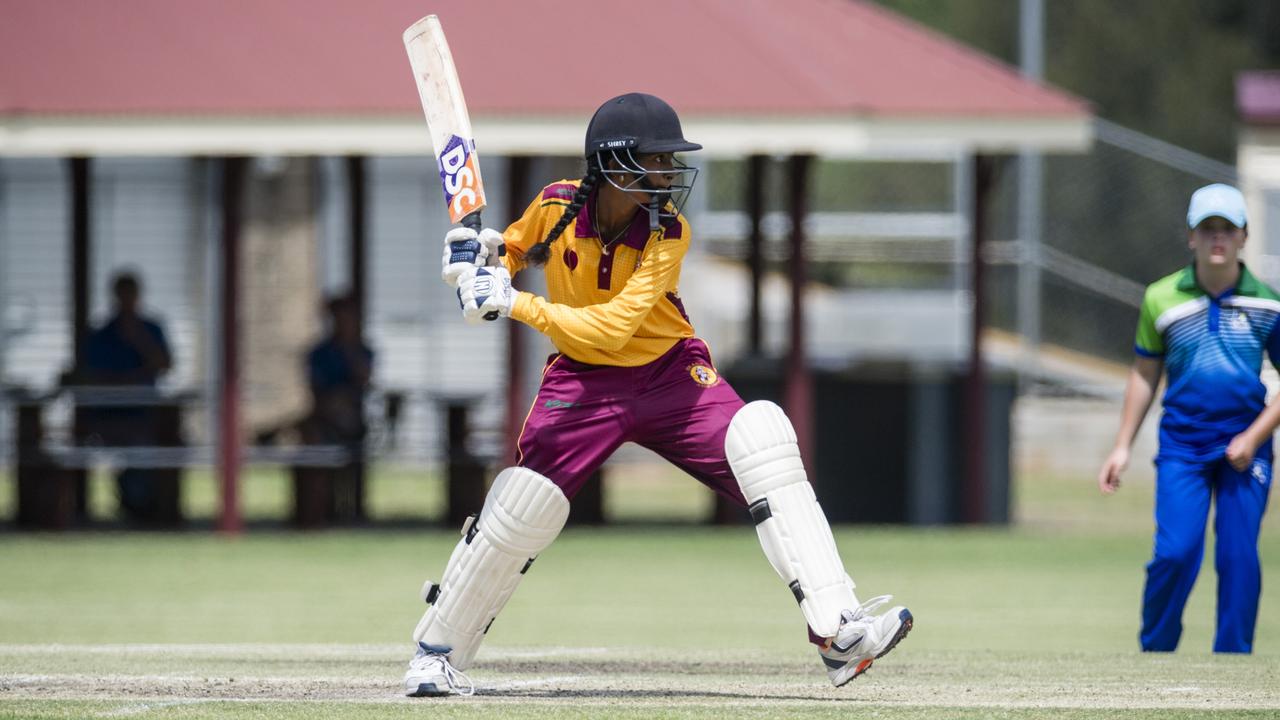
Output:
top-left (218, 157), bottom-right (246, 534)
top-left (784, 154), bottom-right (814, 472)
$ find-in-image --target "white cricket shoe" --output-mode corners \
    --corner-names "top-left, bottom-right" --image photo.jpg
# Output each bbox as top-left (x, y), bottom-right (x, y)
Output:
top-left (820, 595), bottom-right (913, 687)
top-left (403, 643), bottom-right (475, 697)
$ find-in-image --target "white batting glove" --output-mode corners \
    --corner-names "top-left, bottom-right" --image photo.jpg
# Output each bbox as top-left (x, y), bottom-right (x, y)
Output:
top-left (478, 228), bottom-right (507, 268)
top-left (456, 265), bottom-right (515, 324)
top-left (441, 227), bottom-right (489, 287)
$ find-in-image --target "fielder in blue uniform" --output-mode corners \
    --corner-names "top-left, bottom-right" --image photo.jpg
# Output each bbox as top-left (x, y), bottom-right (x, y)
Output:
top-left (1098, 183), bottom-right (1275, 653)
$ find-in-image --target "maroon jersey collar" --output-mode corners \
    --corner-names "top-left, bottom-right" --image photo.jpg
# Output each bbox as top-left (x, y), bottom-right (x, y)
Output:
top-left (573, 189), bottom-right (651, 250)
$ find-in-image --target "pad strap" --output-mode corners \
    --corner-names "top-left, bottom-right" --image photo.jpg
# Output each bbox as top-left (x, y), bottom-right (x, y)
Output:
top-left (412, 467), bottom-right (569, 669)
top-left (726, 401), bottom-right (856, 638)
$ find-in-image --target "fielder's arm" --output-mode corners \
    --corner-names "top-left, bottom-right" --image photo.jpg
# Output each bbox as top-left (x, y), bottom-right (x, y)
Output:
top-left (1227, 398), bottom-right (1280, 471)
top-left (1097, 356), bottom-right (1162, 494)
top-left (1226, 326), bottom-right (1280, 471)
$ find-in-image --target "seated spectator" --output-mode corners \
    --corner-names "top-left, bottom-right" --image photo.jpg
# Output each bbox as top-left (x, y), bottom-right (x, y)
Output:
top-left (291, 293), bottom-right (374, 524)
top-left (303, 294), bottom-right (373, 446)
top-left (82, 271), bottom-right (174, 522)
top-left (84, 272), bottom-right (171, 386)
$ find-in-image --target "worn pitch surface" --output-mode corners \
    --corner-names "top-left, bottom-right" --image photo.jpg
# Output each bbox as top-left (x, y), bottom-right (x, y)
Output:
top-left (2, 469), bottom-right (1279, 719)
top-left (2, 643), bottom-right (1278, 718)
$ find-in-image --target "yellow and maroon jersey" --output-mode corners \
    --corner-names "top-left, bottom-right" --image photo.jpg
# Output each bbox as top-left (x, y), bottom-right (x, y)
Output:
top-left (501, 180), bottom-right (695, 366)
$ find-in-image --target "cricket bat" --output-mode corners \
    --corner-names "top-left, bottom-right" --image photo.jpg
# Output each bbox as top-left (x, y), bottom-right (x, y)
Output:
top-left (403, 15), bottom-right (486, 232)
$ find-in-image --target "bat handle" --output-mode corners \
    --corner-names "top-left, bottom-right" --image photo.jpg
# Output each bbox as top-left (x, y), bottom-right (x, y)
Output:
top-left (460, 212), bottom-right (501, 321)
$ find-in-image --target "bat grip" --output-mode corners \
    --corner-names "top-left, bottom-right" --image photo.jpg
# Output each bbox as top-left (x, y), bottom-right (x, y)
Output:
top-left (459, 212), bottom-right (499, 320)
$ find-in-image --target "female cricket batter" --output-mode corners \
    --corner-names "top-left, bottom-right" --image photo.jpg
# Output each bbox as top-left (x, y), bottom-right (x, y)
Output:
top-left (1098, 183), bottom-right (1275, 653)
top-left (404, 93), bottom-right (912, 696)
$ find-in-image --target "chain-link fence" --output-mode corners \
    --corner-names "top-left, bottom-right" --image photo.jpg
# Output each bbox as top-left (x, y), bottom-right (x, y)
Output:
top-left (986, 119), bottom-right (1238, 375)
top-left (690, 119), bottom-right (1241, 398)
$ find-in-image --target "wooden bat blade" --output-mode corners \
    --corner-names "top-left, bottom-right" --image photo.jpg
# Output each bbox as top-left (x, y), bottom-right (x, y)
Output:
top-left (403, 15), bottom-right (486, 225)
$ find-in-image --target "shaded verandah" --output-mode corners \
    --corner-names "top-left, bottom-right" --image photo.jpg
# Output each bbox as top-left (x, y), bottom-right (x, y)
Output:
top-left (0, 0), bottom-right (1091, 529)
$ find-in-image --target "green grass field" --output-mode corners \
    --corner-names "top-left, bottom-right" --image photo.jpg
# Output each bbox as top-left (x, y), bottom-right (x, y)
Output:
top-left (0, 465), bottom-right (1277, 718)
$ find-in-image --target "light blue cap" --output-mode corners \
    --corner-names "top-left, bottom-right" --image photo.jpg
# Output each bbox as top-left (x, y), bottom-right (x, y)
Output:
top-left (1187, 183), bottom-right (1247, 229)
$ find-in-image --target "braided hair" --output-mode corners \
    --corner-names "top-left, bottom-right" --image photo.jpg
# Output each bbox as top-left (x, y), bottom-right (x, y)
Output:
top-left (524, 160), bottom-right (600, 267)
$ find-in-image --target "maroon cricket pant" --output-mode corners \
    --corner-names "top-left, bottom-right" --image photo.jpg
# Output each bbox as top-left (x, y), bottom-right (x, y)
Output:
top-left (514, 338), bottom-right (747, 506)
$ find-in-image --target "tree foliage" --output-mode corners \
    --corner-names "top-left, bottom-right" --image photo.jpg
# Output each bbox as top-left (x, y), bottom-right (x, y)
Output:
top-left (871, 0), bottom-right (1280, 162)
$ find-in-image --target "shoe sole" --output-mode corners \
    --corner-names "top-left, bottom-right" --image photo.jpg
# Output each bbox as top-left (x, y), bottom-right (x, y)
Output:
top-left (835, 608), bottom-right (914, 688)
top-left (407, 682), bottom-right (452, 697)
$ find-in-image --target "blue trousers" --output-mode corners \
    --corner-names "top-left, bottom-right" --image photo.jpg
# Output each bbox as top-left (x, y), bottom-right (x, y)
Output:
top-left (1142, 455), bottom-right (1271, 653)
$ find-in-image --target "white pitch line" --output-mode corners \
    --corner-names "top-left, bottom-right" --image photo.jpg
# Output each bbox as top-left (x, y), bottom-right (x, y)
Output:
top-left (4, 673), bottom-right (591, 701)
top-left (487, 647), bottom-right (611, 659)
top-left (485, 675), bottom-right (587, 691)
top-left (98, 699), bottom-right (212, 717)
top-left (0, 643), bottom-right (405, 656)
top-left (0, 645), bottom-right (404, 655)
top-left (4, 673), bottom-right (348, 684)
top-left (0, 643), bottom-right (613, 659)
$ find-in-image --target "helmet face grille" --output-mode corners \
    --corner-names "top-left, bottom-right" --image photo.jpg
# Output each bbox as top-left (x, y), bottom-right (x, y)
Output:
top-left (597, 148), bottom-right (699, 229)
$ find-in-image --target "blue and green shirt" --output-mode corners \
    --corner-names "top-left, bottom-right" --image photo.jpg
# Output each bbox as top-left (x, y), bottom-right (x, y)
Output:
top-left (1135, 263), bottom-right (1280, 461)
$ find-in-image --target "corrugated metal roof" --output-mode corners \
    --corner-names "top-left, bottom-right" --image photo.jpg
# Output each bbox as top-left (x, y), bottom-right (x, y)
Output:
top-left (2, 0), bottom-right (1086, 117)
top-left (0, 0), bottom-right (1092, 156)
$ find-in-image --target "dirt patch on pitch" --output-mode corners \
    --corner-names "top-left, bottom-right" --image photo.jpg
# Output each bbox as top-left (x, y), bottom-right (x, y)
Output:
top-left (2, 647), bottom-right (1277, 711)
top-left (3, 661), bottom-right (1278, 711)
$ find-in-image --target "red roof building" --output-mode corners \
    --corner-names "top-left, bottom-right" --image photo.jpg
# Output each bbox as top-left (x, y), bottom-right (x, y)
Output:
top-left (0, 0), bottom-right (1092, 530)
top-left (1, 0), bottom-right (1091, 156)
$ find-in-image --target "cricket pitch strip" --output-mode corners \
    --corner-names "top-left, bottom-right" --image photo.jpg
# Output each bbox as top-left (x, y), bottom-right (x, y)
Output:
top-left (2, 643), bottom-right (1278, 716)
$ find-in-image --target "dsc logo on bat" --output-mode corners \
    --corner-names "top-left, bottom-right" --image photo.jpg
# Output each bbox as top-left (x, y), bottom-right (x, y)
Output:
top-left (438, 135), bottom-right (486, 223)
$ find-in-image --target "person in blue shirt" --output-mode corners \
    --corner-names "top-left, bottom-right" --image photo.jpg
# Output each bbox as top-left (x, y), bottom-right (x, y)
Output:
top-left (304, 294), bottom-right (373, 444)
top-left (82, 271), bottom-right (174, 521)
top-left (1097, 183), bottom-right (1276, 653)
top-left (294, 294), bottom-right (374, 523)
top-left (84, 272), bottom-right (171, 386)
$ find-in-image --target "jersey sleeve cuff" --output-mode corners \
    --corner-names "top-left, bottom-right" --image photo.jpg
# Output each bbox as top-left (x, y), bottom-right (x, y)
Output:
top-left (1134, 345), bottom-right (1163, 358)
top-left (510, 291), bottom-right (535, 324)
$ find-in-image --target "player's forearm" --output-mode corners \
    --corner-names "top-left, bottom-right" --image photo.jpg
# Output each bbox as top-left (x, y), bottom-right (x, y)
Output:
top-left (1112, 362), bottom-right (1160, 450)
top-left (499, 247), bottom-right (526, 277)
top-left (509, 239), bottom-right (685, 349)
top-left (510, 291), bottom-right (653, 352)
top-left (1239, 397), bottom-right (1280, 448)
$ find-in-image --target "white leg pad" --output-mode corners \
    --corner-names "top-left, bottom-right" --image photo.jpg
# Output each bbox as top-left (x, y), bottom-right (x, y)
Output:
top-left (412, 466), bottom-right (569, 670)
top-left (726, 401), bottom-right (856, 639)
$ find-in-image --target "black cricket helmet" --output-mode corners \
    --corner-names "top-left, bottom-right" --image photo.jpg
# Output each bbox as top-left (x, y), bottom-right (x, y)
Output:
top-left (584, 93), bottom-right (700, 229)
